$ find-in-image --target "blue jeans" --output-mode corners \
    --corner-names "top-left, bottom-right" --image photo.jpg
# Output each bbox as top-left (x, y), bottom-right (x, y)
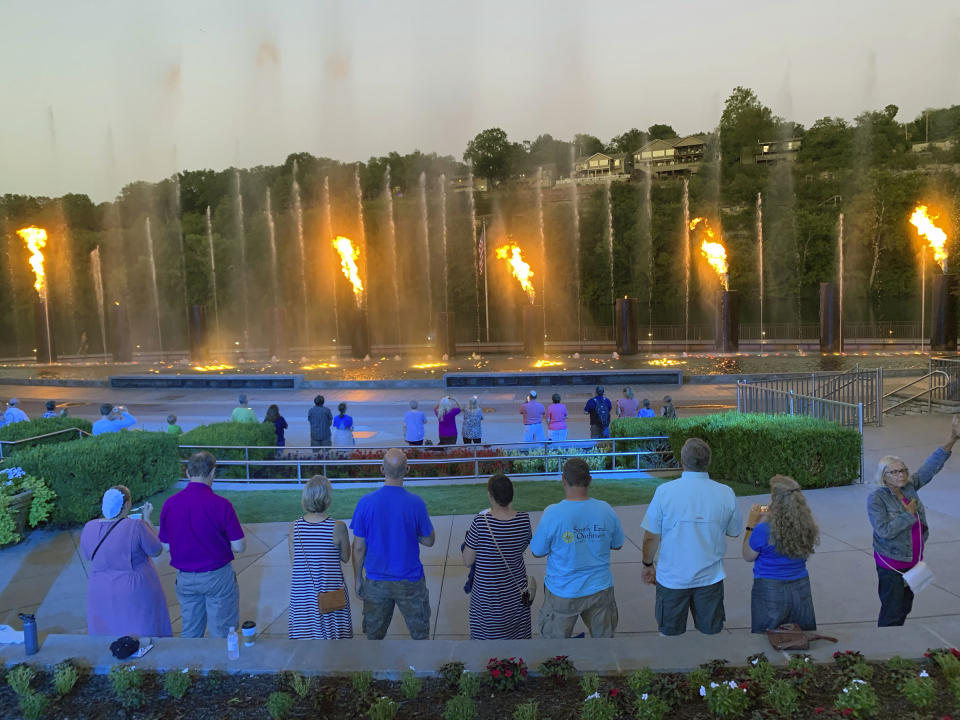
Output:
top-left (877, 565), bottom-right (914, 627)
top-left (750, 575), bottom-right (816, 633)
top-left (655, 580), bottom-right (724, 636)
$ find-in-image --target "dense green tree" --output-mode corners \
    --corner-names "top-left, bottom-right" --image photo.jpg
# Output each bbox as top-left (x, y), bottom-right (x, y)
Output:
top-left (648, 124), bottom-right (679, 141)
top-left (573, 133), bottom-right (604, 157)
top-left (608, 128), bottom-right (646, 154)
top-left (464, 128), bottom-right (519, 185)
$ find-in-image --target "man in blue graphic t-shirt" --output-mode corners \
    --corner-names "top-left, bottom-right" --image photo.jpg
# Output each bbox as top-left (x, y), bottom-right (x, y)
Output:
top-left (350, 448), bottom-right (435, 639)
top-left (530, 457), bottom-right (624, 638)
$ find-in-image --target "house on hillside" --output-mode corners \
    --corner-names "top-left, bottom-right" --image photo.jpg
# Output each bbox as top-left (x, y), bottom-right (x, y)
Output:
top-left (572, 152), bottom-right (632, 181)
top-left (750, 138), bottom-right (802, 165)
top-left (632, 135), bottom-right (708, 177)
top-left (447, 175), bottom-right (489, 192)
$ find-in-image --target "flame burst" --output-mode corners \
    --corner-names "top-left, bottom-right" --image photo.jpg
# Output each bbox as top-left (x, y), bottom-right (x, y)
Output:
top-left (691, 217), bottom-right (729, 290)
top-left (495, 244), bottom-right (535, 302)
top-left (910, 205), bottom-right (948, 272)
top-left (17, 227), bottom-right (48, 298)
top-left (332, 236), bottom-right (364, 305)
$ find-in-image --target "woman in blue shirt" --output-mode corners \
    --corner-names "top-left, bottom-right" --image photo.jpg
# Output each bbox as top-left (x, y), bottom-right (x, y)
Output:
top-left (332, 402), bottom-right (355, 447)
top-left (742, 475), bottom-right (820, 633)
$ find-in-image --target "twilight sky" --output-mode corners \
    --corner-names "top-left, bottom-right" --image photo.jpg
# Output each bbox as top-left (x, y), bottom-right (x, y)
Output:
top-left (1, 0), bottom-right (958, 202)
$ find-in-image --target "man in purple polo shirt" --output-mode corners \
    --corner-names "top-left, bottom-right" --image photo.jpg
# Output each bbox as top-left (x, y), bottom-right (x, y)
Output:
top-left (520, 390), bottom-right (546, 443)
top-left (351, 448), bottom-right (435, 639)
top-left (159, 451), bottom-right (246, 638)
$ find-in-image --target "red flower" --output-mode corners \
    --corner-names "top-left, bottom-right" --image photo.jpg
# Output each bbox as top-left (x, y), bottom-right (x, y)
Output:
top-left (951, 648), bottom-right (960, 658)
top-left (832, 652), bottom-right (841, 658)
top-left (491, 669), bottom-right (500, 679)
top-left (505, 670), bottom-right (513, 678)
top-left (842, 710), bottom-right (853, 717)
top-left (814, 708), bottom-right (825, 714)
top-left (521, 669), bottom-right (528, 677)
top-left (610, 688), bottom-right (620, 697)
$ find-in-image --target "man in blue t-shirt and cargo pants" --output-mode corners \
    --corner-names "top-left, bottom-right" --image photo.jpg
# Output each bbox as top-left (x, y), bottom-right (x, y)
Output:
top-left (351, 448), bottom-right (436, 639)
top-left (530, 457), bottom-right (625, 638)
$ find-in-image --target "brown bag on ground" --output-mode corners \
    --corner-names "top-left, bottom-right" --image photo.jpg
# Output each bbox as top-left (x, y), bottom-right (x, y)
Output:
top-left (766, 623), bottom-right (838, 651)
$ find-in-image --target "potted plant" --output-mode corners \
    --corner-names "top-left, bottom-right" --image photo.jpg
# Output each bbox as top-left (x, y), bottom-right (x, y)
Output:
top-left (0, 467), bottom-right (56, 545)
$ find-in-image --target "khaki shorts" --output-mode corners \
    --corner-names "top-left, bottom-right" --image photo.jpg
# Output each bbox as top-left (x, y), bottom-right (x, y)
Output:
top-left (538, 586), bottom-right (618, 638)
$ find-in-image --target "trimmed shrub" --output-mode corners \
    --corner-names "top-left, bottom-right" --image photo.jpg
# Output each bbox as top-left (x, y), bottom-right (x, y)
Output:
top-left (612, 412), bottom-right (861, 488)
top-left (0, 417), bottom-right (92, 455)
top-left (179, 422), bottom-right (277, 479)
top-left (3, 432), bottom-right (179, 525)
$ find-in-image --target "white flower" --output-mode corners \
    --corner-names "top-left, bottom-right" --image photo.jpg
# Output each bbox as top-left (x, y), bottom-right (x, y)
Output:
top-left (919, 670), bottom-right (929, 678)
top-left (710, 682), bottom-right (719, 689)
top-left (699, 686), bottom-right (707, 697)
top-left (751, 658), bottom-right (759, 665)
top-left (851, 678), bottom-right (866, 685)
top-left (641, 694), bottom-right (648, 701)
top-left (181, 668), bottom-right (188, 674)
top-left (843, 688), bottom-right (849, 694)
top-left (585, 692), bottom-right (600, 701)
top-left (408, 665), bottom-right (416, 672)
top-left (727, 680), bottom-right (738, 689)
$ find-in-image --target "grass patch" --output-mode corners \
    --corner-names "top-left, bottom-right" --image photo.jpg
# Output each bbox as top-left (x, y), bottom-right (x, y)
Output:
top-left (144, 474), bottom-right (764, 524)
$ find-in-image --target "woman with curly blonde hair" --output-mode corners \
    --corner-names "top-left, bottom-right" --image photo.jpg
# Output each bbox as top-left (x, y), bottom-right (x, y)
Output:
top-left (742, 475), bottom-right (820, 633)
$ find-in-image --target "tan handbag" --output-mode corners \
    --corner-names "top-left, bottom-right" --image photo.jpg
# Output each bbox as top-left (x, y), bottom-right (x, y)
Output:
top-left (295, 520), bottom-right (347, 615)
top-left (766, 623), bottom-right (837, 651)
top-left (483, 513), bottom-right (537, 607)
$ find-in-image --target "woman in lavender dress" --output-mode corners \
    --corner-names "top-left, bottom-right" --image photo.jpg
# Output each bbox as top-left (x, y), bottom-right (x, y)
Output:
top-left (80, 486), bottom-right (172, 637)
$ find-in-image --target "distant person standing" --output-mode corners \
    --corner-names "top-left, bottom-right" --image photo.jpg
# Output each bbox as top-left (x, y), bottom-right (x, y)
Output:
top-left (520, 391), bottom-right (546, 442)
top-left (3, 398), bottom-right (29, 425)
top-left (40, 400), bottom-right (62, 419)
top-left (166, 414), bottom-right (183, 436)
top-left (617, 387), bottom-right (639, 418)
top-left (545, 393), bottom-right (568, 442)
top-left (159, 451), bottom-right (246, 638)
top-left (76, 330), bottom-right (89, 356)
top-left (308, 395), bottom-right (333, 448)
top-left (461, 396), bottom-right (484, 444)
top-left (92, 403), bottom-right (137, 436)
top-left (230, 394), bottom-right (257, 423)
top-left (402, 400), bottom-right (427, 446)
top-left (584, 386), bottom-right (613, 439)
top-left (264, 404), bottom-right (288, 446)
top-left (333, 402), bottom-right (355, 446)
top-left (350, 449), bottom-right (435, 639)
top-left (661, 395), bottom-right (678, 419)
top-left (434, 396), bottom-right (461, 445)
top-left (638, 398), bottom-right (656, 418)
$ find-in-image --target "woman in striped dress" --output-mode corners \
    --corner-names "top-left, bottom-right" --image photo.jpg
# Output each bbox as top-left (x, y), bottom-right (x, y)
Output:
top-left (288, 476), bottom-right (353, 639)
top-left (462, 474), bottom-right (533, 639)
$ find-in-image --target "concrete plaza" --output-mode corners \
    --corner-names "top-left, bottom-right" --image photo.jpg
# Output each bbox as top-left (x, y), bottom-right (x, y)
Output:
top-left (1, 385), bottom-right (959, 672)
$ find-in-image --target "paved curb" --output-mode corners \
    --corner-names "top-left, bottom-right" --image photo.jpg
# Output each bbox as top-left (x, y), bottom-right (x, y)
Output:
top-left (4, 618), bottom-right (959, 677)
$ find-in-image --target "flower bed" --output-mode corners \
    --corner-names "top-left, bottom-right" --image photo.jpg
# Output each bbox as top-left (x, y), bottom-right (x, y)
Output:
top-left (0, 466), bottom-right (56, 545)
top-left (3, 650), bottom-right (960, 719)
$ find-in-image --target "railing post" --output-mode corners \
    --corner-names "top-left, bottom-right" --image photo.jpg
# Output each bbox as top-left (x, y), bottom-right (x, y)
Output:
top-left (877, 367), bottom-right (883, 426)
top-left (858, 402), bottom-right (864, 483)
top-left (789, 390), bottom-right (795, 416)
top-left (245, 446), bottom-right (250, 481)
top-left (474, 443), bottom-right (479, 480)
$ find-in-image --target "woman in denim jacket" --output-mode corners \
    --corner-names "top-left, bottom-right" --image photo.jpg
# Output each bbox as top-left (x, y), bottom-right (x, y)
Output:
top-left (868, 416), bottom-right (959, 626)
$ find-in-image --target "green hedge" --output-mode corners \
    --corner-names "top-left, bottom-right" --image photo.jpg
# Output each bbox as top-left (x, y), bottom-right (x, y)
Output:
top-left (612, 412), bottom-right (861, 488)
top-left (0, 416), bottom-right (93, 455)
top-left (2, 431), bottom-right (180, 525)
top-left (178, 422), bottom-right (277, 479)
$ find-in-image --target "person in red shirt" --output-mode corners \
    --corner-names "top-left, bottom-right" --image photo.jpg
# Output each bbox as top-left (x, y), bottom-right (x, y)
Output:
top-left (159, 452), bottom-right (246, 638)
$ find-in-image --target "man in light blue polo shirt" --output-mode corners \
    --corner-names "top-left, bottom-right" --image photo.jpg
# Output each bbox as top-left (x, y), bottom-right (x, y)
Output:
top-left (640, 437), bottom-right (742, 635)
top-left (530, 457), bottom-right (625, 638)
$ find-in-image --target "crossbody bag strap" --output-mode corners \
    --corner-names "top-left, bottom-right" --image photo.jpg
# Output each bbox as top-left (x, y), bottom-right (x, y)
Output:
top-left (295, 519), bottom-right (321, 592)
top-left (482, 513), bottom-right (525, 596)
top-left (90, 518), bottom-right (125, 561)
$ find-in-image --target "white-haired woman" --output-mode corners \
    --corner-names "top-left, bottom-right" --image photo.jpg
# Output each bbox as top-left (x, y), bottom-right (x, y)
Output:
top-left (742, 475), bottom-right (819, 633)
top-left (868, 415), bottom-right (959, 626)
top-left (288, 475), bottom-right (352, 639)
top-left (80, 486), bottom-right (171, 637)
top-left (434, 395), bottom-right (461, 445)
top-left (462, 396), bottom-right (484, 443)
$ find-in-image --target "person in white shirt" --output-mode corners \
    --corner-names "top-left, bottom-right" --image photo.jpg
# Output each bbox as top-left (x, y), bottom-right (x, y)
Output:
top-left (640, 437), bottom-right (742, 635)
top-left (3, 398), bottom-right (29, 425)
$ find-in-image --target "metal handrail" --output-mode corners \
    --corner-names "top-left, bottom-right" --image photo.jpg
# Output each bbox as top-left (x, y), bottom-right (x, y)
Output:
top-left (882, 370), bottom-right (949, 414)
top-left (177, 435), bottom-right (676, 484)
top-left (0, 426), bottom-right (92, 459)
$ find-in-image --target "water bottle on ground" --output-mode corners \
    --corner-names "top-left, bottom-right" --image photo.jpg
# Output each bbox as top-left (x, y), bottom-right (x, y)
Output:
top-left (19, 613), bottom-right (38, 656)
top-left (227, 627), bottom-right (239, 660)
